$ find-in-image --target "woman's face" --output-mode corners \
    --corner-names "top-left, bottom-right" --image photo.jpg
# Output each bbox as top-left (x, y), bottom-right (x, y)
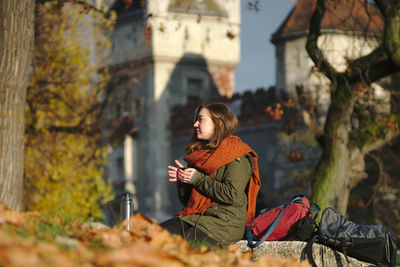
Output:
top-left (194, 108), bottom-right (214, 141)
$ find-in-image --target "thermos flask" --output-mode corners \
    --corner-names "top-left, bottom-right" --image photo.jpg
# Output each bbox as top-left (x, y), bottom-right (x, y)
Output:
top-left (120, 192), bottom-right (133, 230)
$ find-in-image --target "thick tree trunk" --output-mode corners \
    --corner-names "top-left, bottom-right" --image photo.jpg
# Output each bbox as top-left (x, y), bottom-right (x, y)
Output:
top-left (0, 0), bottom-right (34, 210)
top-left (311, 78), bottom-right (358, 215)
top-left (306, 0), bottom-right (400, 216)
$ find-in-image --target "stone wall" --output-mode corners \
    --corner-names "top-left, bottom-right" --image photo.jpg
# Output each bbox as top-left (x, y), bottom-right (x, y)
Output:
top-left (237, 240), bottom-right (375, 267)
top-left (236, 240), bottom-right (373, 267)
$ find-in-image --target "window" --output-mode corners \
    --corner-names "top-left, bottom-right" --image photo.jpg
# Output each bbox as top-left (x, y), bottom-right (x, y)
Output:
top-left (187, 78), bottom-right (202, 101)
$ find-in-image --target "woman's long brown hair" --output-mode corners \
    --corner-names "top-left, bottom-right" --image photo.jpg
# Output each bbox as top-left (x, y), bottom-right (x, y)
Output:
top-left (185, 102), bottom-right (239, 154)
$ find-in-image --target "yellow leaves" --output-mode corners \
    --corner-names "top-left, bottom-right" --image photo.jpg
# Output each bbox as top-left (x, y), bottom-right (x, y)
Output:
top-left (28, 1), bottom-right (113, 130)
top-left (24, 132), bottom-right (113, 220)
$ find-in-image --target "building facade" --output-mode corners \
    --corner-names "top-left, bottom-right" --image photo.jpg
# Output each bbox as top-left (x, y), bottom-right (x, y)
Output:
top-left (103, 0), bottom-right (240, 223)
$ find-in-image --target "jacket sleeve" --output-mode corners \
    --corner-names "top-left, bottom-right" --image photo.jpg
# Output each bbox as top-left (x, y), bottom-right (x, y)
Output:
top-left (191, 154), bottom-right (253, 204)
top-left (177, 181), bottom-right (192, 206)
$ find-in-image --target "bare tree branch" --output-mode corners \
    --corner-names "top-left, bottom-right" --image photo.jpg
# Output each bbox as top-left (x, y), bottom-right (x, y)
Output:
top-left (306, 0), bottom-right (337, 81)
top-left (347, 45), bottom-right (390, 82)
top-left (47, 125), bottom-right (86, 134)
top-left (347, 46), bottom-right (398, 83)
top-left (349, 113), bottom-right (400, 155)
top-left (362, 128), bottom-right (399, 155)
top-left (348, 148), bottom-right (368, 188)
top-left (374, 0), bottom-right (389, 18)
top-left (301, 109), bottom-right (324, 138)
top-left (35, 0), bottom-right (107, 15)
top-left (361, 58), bottom-right (398, 83)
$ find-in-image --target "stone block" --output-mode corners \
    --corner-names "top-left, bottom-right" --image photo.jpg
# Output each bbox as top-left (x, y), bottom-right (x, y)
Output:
top-left (236, 240), bottom-right (374, 267)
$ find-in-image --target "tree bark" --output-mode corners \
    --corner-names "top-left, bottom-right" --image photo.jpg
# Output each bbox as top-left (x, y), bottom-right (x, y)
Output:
top-left (0, 0), bottom-right (34, 210)
top-left (384, 0), bottom-right (400, 68)
top-left (311, 77), bottom-right (358, 215)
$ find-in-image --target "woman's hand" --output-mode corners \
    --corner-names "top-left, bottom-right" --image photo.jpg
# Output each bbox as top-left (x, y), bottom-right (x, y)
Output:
top-left (168, 160), bottom-right (197, 184)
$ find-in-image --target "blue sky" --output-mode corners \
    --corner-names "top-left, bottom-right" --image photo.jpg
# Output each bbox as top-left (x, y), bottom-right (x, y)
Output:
top-left (235, 1), bottom-right (296, 93)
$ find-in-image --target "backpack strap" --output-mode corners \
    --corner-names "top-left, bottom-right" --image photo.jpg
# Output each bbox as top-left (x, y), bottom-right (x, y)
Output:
top-left (301, 216), bottom-right (321, 267)
top-left (308, 199), bottom-right (321, 221)
top-left (246, 204), bottom-right (288, 248)
top-left (303, 229), bottom-right (352, 266)
top-left (246, 196), bottom-right (306, 248)
top-left (303, 234), bottom-right (318, 267)
top-left (292, 195), bottom-right (321, 221)
top-left (338, 238), bottom-right (351, 263)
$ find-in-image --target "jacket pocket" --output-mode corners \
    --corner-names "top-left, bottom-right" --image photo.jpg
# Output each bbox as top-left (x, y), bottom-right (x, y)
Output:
top-left (205, 205), bottom-right (228, 222)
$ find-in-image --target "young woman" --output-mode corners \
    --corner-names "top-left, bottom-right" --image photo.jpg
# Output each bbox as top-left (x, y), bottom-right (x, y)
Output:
top-left (161, 102), bottom-right (261, 247)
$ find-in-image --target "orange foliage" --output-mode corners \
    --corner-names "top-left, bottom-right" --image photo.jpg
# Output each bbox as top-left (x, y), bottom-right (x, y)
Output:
top-left (356, 83), bottom-right (367, 98)
top-left (266, 103), bottom-right (284, 121)
top-left (0, 203), bottom-right (35, 226)
top-left (347, 199), bottom-right (366, 210)
top-left (285, 149), bottom-right (304, 163)
top-left (0, 203), bottom-right (311, 267)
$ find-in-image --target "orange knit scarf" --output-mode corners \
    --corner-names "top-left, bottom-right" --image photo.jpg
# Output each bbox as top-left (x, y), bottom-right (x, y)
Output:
top-left (177, 135), bottom-right (261, 224)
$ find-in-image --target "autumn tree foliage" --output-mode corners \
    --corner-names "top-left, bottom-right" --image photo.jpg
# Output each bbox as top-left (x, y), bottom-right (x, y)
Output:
top-left (23, 2), bottom-right (116, 219)
top-left (303, 0), bottom-right (400, 215)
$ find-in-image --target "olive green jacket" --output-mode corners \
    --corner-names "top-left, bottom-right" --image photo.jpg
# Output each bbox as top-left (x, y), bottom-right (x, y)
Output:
top-left (177, 154), bottom-right (254, 247)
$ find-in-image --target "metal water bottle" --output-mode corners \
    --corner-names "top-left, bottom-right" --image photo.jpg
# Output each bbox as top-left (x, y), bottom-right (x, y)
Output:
top-left (120, 192), bottom-right (133, 230)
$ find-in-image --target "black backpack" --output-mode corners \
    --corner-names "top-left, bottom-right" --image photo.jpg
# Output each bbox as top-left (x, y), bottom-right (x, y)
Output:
top-left (305, 207), bottom-right (397, 267)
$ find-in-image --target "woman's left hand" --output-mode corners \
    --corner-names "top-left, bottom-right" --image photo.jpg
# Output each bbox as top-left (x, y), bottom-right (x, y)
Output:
top-left (168, 160), bottom-right (197, 183)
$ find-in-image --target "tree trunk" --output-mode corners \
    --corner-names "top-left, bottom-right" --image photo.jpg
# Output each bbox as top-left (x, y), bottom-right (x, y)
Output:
top-left (311, 77), bottom-right (358, 215)
top-left (0, 0), bottom-right (34, 210)
top-left (307, 0), bottom-right (400, 216)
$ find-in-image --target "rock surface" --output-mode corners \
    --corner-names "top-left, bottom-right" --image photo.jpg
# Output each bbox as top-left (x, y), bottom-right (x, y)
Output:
top-left (236, 240), bottom-right (375, 267)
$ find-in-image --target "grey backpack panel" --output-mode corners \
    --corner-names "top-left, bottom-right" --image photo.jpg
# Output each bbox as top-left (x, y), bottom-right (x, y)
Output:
top-left (311, 207), bottom-right (397, 267)
top-left (319, 207), bottom-right (388, 239)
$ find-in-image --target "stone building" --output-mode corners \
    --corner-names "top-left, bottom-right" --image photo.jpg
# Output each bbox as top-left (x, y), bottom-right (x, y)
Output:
top-left (103, 0), bottom-right (241, 224)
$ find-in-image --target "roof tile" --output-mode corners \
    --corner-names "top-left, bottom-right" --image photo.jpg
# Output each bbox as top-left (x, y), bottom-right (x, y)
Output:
top-left (271, 0), bottom-right (383, 43)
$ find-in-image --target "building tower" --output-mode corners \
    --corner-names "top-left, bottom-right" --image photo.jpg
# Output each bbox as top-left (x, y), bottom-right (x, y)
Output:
top-left (104, 0), bottom-right (240, 223)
